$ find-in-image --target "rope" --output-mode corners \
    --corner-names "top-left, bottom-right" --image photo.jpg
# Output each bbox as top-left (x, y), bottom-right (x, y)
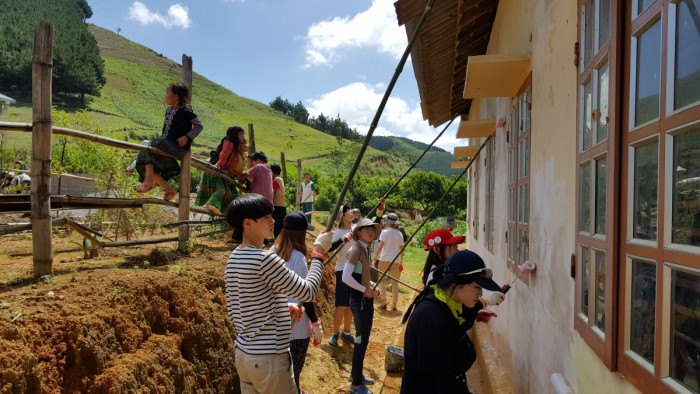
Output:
top-left (373, 133), bottom-right (494, 290)
top-left (324, 0), bottom-right (436, 233)
top-left (367, 114), bottom-right (457, 216)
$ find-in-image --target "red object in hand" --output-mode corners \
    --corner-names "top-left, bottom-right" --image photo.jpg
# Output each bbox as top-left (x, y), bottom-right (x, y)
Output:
top-left (476, 310), bottom-right (498, 323)
top-left (399, 264), bottom-right (404, 273)
top-left (288, 304), bottom-right (303, 323)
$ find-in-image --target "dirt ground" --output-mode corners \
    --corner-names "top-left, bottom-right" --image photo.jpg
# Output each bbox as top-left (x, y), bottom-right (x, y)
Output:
top-left (0, 220), bottom-right (487, 393)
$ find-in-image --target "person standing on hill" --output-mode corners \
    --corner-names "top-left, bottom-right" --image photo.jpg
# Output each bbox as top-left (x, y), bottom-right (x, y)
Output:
top-left (224, 193), bottom-right (332, 393)
top-left (195, 125), bottom-right (246, 216)
top-left (373, 212), bottom-right (404, 311)
top-left (300, 172), bottom-right (317, 224)
top-left (134, 82), bottom-right (203, 201)
top-left (270, 163), bottom-right (287, 238)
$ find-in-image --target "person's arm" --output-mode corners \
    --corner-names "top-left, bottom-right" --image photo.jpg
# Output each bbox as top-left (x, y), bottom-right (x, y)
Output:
top-left (312, 183), bottom-right (317, 201)
top-left (185, 116), bottom-right (204, 141)
top-left (215, 140), bottom-right (235, 168)
top-left (246, 164), bottom-right (260, 182)
top-left (260, 252), bottom-right (323, 303)
top-left (342, 262), bottom-right (365, 293)
top-left (303, 301), bottom-right (318, 322)
top-left (374, 241), bottom-right (385, 261)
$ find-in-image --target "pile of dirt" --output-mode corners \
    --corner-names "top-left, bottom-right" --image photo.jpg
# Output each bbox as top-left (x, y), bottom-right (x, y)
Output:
top-left (0, 253), bottom-right (238, 393)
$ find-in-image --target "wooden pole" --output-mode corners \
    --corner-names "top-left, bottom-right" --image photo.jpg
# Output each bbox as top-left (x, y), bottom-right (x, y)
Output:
top-left (179, 54), bottom-right (193, 250)
top-left (247, 123), bottom-right (255, 155)
top-left (31, 21), bottom-right (54, 278)
top-left (295, 159), bottom-right (301, 211)
top-left (280, 152), bottom-right (288, 185)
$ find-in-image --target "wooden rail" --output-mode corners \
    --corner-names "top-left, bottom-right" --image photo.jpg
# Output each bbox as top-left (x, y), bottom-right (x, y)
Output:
top-left (1, 22), bottom-right (231, 277)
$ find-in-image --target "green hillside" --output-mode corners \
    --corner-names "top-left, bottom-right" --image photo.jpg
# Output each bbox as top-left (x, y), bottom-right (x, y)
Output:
top-left (368, 135), bottom-right (459, 176)
top-left (1, 25), bottom-right (410, 178)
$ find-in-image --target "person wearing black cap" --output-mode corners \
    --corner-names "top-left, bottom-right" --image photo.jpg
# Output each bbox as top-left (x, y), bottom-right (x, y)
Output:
top-left (269, 211), bottom-right (322, 394)
top-left (401, 250), bottom-right (506, 393)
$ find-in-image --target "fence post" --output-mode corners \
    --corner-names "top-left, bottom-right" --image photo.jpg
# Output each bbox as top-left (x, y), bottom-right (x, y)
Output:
top-left (280, 152), bottom-right (288, 185)
top-left (247, 123), bottom-right (255, 155)
top-left (295, 159), bottom-right (301, 211)
top-left (178, 54), bottom-right (192, 250)
top-left (31, 21), bottom-right (54, 277)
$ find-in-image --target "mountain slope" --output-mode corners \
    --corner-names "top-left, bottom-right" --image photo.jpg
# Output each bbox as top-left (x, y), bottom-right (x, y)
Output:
top-left (368, 135), bottom-right (459, 176)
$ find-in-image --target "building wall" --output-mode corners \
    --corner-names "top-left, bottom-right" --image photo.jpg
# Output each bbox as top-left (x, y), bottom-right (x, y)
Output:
top-left (465, 0), bottom-right (641, 393)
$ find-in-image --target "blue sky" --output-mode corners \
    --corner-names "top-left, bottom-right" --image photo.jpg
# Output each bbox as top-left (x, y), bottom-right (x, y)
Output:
top-left (86, 0), bottom-right (461, 151)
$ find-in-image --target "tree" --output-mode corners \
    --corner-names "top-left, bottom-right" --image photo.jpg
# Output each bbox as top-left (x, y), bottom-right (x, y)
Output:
top-left (0, 0), bottom-right (105, 98)
top-left (291, 101), bottom-right (309, 124)
top-left (402, 171), bottom-right (448, 211)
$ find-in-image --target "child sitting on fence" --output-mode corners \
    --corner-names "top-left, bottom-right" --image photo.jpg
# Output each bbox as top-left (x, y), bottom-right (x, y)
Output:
top-left (225, 193), bottom-right (331, 393)
top-left (195, 125), bottom-right (246, 216)
top-left (134, 82), bottom-right (203, 201)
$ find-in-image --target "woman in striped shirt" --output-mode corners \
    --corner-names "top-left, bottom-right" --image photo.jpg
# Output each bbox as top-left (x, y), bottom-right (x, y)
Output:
top-left (225, 193), bottom-right (332, 393)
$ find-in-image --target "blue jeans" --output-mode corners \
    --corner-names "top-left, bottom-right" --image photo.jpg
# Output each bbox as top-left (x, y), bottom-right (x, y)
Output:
top-left (349, 294), bottom-right (374, 386)
top-left (301, 202), bottom-right (313, 223)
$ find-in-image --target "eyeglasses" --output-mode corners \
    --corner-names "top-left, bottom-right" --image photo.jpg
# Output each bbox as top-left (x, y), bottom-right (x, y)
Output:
top-left (456, 268), bottom-right (493, 279)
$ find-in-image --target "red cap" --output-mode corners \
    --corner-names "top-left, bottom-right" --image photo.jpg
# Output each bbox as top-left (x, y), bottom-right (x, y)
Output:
top-left (423, 229), bottom-right (465, 251)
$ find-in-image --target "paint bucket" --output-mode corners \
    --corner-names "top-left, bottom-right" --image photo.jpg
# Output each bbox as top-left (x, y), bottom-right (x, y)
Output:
top-left (384, 345), bottom-right (404, 373)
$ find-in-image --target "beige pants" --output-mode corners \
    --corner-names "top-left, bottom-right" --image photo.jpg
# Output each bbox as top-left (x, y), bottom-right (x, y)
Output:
top-left (378, 260), bottom-right (400, 305)
top-left (235, 349), bottom-right (297, 394)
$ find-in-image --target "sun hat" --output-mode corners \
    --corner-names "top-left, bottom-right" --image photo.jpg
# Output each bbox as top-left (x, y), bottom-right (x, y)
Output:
top-left (442, 216), bottom-right (457, 229)
top-left (443, 250), bottom-right (501, 291)
top-left (423, 229), bottom-right (465, 251)
top-left (385, 212), bottom-right (398, 224)
top-left (283, 211), bottom-right (315, 231)
top-left (352, 218), bottom-right (381, 240)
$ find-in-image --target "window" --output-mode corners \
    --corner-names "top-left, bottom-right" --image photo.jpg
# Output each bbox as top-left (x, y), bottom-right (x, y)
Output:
top-left (485, 137), bottom-right (496, 252)
top-left (472, 157), bottom-right (480, 241)
top-left (575, 0), bottom-right (616, 368)
top-left (618, 0), bottom-right (700, 392)
top-left (507, 82), bottom-right (531, 279)
top-left (577, 1), bottom-right (700, 390)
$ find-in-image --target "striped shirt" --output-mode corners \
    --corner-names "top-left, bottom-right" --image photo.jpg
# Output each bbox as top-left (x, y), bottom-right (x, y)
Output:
top-left (225, 246), bottom-right (323, 355)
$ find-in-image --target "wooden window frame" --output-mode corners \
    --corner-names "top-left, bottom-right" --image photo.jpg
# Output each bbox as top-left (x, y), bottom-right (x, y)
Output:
top-left (617, 0), bottom-right (700, 392)
top-left (506, 78), bottom-right (531, 281)
top-left (575, 0), bottom-right (622, 370)
top-left (485, 137), bottom-right (496, 253)
top-left (473, 156), bottom-right (480, 241)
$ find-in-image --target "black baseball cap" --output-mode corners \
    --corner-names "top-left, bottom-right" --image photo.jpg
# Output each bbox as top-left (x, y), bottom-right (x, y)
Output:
top-left (444, 250), bottom-right (501, 291)
top-left (283, 211), bottom-right (315, 231)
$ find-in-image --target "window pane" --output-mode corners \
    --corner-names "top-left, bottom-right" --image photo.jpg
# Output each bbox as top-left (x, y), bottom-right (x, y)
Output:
top-left (523, 184), bottom-right (529, 224)
top-left (583, 79), bottom-right (593, 150)
top-left (583, 1), bottom-right (595, 69)
top-left (599, 0), bottom-right (610, 48)
top-left (595, 157), bottom-right (607, 235)
top-left (594, 251), bottom-right (606, 332)
top-left (669, 269), bottom-right (700, 392)
top-left (509, 188), bottom-right (515, 222)
top-left (633, 141), bottom-right (659, 241)
top-left (580, 164), bottom-right (591, 233)
top-left (674, 0), bottom-right (700, 110)
top-left (638, 0), bottom-right (654, 15)
top-left (523, 138), bottom-right (529, 178)
top-left (518, 229), bottom-right (529, 265)
top-left (597, 62), bottom-right (610, 143)
top-left (630, 259), bottom-right (656, 365)
top-left (672, 128), bottom-right (700, 246)
top-left (634, 21), bottom-right (661, 126)
top-left (581, 247), bottom-right (590, 317)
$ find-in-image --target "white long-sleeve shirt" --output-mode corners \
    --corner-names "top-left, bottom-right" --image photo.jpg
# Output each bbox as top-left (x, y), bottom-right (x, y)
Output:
top-left (225, 246), bottom-right (323, 355)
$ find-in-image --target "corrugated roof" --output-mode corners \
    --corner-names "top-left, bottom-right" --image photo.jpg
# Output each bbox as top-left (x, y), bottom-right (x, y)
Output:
top-left (394, 0), bottom-right (499, 126)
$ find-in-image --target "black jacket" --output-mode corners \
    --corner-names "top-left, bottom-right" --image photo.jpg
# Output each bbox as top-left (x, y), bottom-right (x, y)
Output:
top-left (401, 293), bottom-right (479, 393)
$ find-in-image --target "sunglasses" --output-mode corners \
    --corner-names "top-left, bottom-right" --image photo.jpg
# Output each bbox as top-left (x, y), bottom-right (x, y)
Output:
top-left (456, 268), bottom-right (493, 279)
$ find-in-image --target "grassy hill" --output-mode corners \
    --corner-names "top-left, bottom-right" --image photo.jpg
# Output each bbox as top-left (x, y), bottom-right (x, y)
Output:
top-left (368, 135), bottom-right (460, 176)
top-left (1, 25), bottom-right (411, 178)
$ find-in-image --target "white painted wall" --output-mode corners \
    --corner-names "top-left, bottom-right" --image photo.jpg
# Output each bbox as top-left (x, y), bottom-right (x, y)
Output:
top-left (464, 0), bottom-right (642, 393)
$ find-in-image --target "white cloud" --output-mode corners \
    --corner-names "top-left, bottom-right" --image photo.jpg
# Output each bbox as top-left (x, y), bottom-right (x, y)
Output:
top-left (303, 0), bottom-right (406, 67)
top-left (128, 2), bottom-right (192, 29)
top-left (306, 83), bottom-right (462, 152)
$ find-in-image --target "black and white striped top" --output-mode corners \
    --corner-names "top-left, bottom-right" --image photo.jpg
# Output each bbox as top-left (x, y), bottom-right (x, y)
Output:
top-left (225, 246), bottom-right (323, 355)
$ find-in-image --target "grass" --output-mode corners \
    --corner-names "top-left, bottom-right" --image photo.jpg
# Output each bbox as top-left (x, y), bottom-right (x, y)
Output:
top-left (0, 25), bottom-right (411, 178)
top-left (399, 245), bottom-right (428, 291)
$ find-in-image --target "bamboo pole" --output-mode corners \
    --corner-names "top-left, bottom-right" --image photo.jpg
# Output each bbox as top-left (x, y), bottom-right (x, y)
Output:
top-left (102, 227), bottom-right (230, 248)
top-left (247, 123), bottom-right (255, 155)
top-left (31, 21), bottom-right (54, 278)
top-left (295, 159), bottom-right (301, 211)
top-left (162, 219), bottom-right (227, 228)
top-left (64, 220), bottom-right (104, 248)
top-left (280, 152), bottom-right (288, 185)
top-left (0, 218), bottom-right (66, 236)
top-left (179, 54), bottom-right (193, 250)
